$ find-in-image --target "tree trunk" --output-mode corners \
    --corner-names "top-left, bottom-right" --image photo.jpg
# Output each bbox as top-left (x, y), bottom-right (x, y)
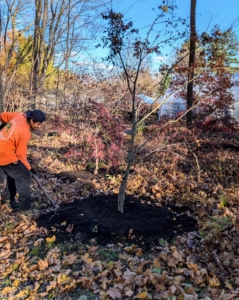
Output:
top-left (0, 67), bottom-right (4, 112)
top-left (118, 104), bottom-right (137, 213)
top-left (186, 0), bottom-right (197, 126)
top-left (32, 0), bottom-right (48, 109)
top-left (31, 0), bottom-right (42, 109)
top-left (0, 68), bottom-right (5, 184)
top-left (118, 146), bottom-right (134, 213)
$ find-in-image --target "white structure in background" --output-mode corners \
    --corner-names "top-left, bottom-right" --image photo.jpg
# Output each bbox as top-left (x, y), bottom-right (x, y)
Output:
top-left (157, 73), bottom-right (239, 121)
top-left (157, 93), bottom-right (186, 120)
top-left (226, 73), bottom-right (239, 120)
top-left (137, 94), bottom-right (154, 104)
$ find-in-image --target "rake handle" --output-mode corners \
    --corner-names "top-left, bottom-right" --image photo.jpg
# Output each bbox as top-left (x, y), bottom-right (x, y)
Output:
top-left (32, 174), bottom-right (57, 208)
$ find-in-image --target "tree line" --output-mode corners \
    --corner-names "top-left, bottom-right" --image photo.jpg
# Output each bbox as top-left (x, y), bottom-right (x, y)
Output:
top-left (1, 0), bottom-right (239, 213)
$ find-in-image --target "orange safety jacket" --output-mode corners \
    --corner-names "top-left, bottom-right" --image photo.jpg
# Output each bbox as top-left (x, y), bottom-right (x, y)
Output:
top-left (0, 112), bottom-right (31, 170)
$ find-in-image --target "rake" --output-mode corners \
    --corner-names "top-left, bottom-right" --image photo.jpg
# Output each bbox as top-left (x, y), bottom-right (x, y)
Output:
top-left (32, 174), bottom-right (57, 208)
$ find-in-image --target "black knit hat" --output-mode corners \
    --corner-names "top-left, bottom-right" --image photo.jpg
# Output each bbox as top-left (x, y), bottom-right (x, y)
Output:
top-left (26, 110), bottom-right (46, 123)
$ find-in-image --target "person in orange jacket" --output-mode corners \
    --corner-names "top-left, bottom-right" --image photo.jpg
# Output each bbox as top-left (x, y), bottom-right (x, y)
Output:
top-left (0, 110), bottom-right (46, 217)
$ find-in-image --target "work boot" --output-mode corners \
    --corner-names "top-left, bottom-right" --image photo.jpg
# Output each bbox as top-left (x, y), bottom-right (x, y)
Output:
top-left (10, 200), bottom-right (19, 210)
top-left (20, 208), bottom-right (42, 220)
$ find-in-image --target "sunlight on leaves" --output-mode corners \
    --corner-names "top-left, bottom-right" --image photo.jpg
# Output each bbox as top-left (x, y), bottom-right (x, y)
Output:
top-left (1, 286), bottom-right (17, 295)
top-left (15, 289), bottom-right (29, 298)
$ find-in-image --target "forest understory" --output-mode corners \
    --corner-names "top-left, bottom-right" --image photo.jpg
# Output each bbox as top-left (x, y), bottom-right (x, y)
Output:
top-left (1, 123), bottom-right (239, 300)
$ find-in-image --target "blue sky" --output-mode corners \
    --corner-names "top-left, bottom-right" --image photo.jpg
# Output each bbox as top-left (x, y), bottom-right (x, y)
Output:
top-left (93, 0), bottom-right (239, 69)
top-left (113, 0), bottom-right (239, 32)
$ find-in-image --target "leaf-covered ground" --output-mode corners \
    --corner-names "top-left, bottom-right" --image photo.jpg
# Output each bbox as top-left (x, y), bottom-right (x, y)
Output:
top-left (1, 130), bottom-right (239, 299)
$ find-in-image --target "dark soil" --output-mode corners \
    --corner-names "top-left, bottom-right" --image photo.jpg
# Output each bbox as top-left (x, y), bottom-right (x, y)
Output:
top-left (37, 194), bottom-right (197, 249)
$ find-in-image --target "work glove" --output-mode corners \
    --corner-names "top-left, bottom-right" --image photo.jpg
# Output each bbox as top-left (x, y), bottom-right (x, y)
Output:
top-left (30, 168), bottom-right (37, 175)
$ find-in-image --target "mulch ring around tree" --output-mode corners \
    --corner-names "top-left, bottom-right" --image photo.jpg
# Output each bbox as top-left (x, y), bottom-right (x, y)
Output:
top-left (37, 194), bottom-right (197, 250)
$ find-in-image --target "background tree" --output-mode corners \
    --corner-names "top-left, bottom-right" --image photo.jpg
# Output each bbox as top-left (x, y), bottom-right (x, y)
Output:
top-left (170, 26), bottom-right (239, 122)
top-left (30, 0), bottom-right (115, 108)
top-left (0, 0), bottom-right (113, 111)
top-left (186, 0), bottom-right (197, 126)
top-left (0, 0), bottom-right (32, 111)
top-left (206, 28), bottom-right (239, 74)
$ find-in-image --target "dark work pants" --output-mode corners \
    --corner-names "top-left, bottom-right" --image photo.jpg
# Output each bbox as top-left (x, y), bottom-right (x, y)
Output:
top-left (0, 161), bottom-right (32, 210)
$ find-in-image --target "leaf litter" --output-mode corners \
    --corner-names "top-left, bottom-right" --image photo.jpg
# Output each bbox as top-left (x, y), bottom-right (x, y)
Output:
top-left (1, 132), bottom-right (239, 299)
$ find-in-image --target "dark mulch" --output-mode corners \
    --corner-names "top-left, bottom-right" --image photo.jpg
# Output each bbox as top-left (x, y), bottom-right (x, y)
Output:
top-left (37, 194), bottom-right (197, 249)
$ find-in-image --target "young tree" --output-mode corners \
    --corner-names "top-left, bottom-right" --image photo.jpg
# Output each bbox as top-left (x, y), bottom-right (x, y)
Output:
top-left (101, 1), bottom-right (188, 213)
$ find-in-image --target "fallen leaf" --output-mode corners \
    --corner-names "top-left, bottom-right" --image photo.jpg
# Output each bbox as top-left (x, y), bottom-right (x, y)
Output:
top-left (12, 279), bottom-right (20, 287)
top-left (38, 292), bottom-right (49, 297)
top-left (114, 268), bottom-right (122, 278)
top-left (136, 248), bottom-right (143, 257)
top-left (77, 277), bottom-right (92, 288)
top-left (46, 235), bottom-right (56, 243)
top-left (207, 276), bottom-right (220, 287)
top-left (66, 224), bottom-right (74, 233)
top-left (125, 289), bottom-right (134, 297)
top-left (46, 280), bottom-right (57, 292)
top-left (0, 236), bottom-right (8, 242)
top-left (135, 291), bottom-right (152, 299)
top-left (153, 258), bottom-right (161, 268)
top-left (15, 289), bottom-right (29, 298)
top-left (1, 286), bottom-right (16, 295)
top-left (107, 260), bottom-right (114, 269)
top-left (65, 281), bottom-right (77, 292)
top-left (33, 282), bottom-right (40, 292)
top-left (38, 258), bottom-right (48, 270)
top-left (57, 273), bottom-right (71, 285)
top-left (81, 253), bottom-right (93, 264)
top-left (63, 253), bottom-right (78, 265)
top-left (107, 287), bottom-right (122, 299)
top-left (0, 249), bottom-right (11, 259)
